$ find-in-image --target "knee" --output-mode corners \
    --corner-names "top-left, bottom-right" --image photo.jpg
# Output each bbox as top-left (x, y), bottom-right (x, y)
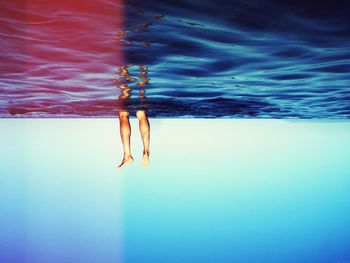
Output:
top-left (119, 111), bottom-right (130, 119)
top-left (136, 110), bottom-right (147, 120)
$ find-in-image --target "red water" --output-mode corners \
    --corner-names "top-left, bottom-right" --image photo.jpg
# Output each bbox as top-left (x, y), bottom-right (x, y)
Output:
top-left (1, 0), bottom-right (124, 116)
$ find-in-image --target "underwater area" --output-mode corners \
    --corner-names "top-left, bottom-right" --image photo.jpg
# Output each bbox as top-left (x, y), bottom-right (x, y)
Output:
top-left (1, 119), bottom-right (350, 263)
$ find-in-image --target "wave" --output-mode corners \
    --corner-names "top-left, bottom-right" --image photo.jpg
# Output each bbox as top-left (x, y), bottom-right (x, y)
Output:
top-left (1, 0), bottom-right (350, 118)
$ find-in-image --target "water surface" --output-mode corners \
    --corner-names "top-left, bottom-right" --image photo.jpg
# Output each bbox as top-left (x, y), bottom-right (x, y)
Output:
top-left (1, 0), bottom-right (350, 118)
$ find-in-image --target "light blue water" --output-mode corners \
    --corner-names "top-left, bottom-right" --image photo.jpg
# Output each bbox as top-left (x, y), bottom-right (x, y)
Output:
top-left (1, 119), bottom-right (350, 262)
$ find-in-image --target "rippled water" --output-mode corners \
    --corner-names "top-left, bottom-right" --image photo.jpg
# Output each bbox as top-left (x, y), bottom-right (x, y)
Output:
top-left (1, 0), bottom-right (350, 118)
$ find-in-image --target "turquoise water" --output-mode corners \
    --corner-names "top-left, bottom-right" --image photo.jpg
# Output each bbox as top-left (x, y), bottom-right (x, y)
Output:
top-left (1, 119), bottom-right (350, 262)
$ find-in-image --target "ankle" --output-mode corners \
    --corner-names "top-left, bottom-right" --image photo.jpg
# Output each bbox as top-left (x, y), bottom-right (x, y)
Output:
top-left (124, 154), bottom-right (133, 160)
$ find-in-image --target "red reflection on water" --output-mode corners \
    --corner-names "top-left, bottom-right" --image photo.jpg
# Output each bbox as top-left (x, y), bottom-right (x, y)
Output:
top-left (1, 0), bottom-right (125, 116)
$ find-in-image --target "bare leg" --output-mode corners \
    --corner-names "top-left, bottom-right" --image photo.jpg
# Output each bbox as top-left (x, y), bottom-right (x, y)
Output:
top-left (118, 111), bottom-right (134, 168)
top-left (136, 110), bottom-right (150, 166)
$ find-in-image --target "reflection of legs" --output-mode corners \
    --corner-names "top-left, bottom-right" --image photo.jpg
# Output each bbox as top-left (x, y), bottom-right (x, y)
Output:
top-left (118, 111), bottom-right (134, 168)
top-left (136, 110), bottom-right (150, 166)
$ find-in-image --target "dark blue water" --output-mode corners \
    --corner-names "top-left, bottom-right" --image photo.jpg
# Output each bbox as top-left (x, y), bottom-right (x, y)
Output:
top-left (1, 0), bottom-right (350, 118)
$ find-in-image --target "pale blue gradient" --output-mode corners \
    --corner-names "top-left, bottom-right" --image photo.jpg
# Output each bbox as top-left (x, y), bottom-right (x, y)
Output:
top-left (1, 119), bottom-right (350, 263)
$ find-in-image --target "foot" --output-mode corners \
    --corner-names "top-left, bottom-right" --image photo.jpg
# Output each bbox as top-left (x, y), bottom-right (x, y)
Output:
top-left (141, 153), bottom-right (150, 167)
top-left (118, 156), bottom-right (134, 169)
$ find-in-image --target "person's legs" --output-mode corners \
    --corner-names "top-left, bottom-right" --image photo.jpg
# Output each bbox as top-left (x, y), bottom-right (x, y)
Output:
top-left (136, 110), bottom-right (150, 166)
top-left (118, 111), bottom-right (134, 168)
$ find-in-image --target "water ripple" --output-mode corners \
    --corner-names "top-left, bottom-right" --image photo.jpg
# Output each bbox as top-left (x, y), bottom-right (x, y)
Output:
top-left (1, 0), bottom-right (350, 118)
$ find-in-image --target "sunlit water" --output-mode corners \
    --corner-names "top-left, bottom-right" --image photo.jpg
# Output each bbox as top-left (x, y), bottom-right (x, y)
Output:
top-left (1, 0), bottom-right (350, 118)
top-left (1, 119), bottom-right (350, 262)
